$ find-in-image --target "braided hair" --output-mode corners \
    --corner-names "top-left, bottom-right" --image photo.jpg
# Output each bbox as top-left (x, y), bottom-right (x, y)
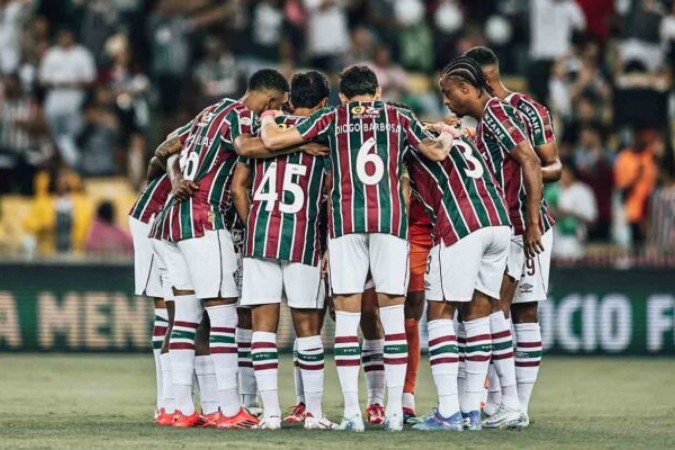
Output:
top-left (440, 56), bottom-right (493, 95)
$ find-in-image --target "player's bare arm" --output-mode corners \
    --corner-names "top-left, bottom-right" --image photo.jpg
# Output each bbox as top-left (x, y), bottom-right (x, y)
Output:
top-left (234, 134), bottom-right (328, 158)
top-left (146, 156), bottom-right (165, 182)
top-left (259, 114), bottom-right (307, 150)
top-left (231, 162), bottom-right (252, 222)
top-left (167, 155), bottom-right (198, 202)
top-left (154, 135), bottom-right (182, 164)
top-left (510, 141), bottom-right (544, 257)
top-left (536, 142), bottom-right (562, 183)
top-left (418, 131), bottom-right (453, 161)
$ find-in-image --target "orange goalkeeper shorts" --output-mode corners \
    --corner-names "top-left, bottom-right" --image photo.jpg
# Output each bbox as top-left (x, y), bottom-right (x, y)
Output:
top-left (408, 225), bottom-right (433, 293)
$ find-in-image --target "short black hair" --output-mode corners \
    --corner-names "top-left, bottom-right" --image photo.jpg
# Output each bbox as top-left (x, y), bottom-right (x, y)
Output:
top-left (441, 56), bottom-right (492, 94)
top-left (465, 46), bottom-right (499, 68)
top-left (339, 65), bottom-right (379, 98)
top-left (97, 201), bottom-right (115, 224)
top-left (290, 71), bottom-right (329, 109)
top-left (248, 69), bottom-right (289, 93)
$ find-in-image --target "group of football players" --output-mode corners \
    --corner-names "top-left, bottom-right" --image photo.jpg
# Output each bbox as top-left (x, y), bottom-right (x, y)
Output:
top-left (128, 45), bottom-right (559, 432)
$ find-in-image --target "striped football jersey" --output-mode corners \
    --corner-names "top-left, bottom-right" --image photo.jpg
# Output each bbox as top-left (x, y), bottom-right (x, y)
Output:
top-left (475, 97), bottom-right (554, 236)
top-left (243, 115), bottom-right (327, 266)
top-left (295, 101), bottom-right (433, 239)
top-left (151, 98), bottom-right (258, 242)
top-left (408, 136), bottom-right (511, 247)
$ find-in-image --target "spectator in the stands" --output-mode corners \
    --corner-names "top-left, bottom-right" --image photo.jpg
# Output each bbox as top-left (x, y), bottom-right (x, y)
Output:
top-left (547, 161), bottom-right (597, 260)
top-left (647, 155), bottom-right (675, 255)
top-left (619, 0), bottom-right (664, 73)
top-left (19, 14), bottom-right (49, 95)
top-left (39, 27), bottom-right (96, 168)
top-left (76, 85), bottom-right (120, 177)
top-left (573, 124), bottom-right (614, 241)
top-left (304, 0), bottom-right (350, 71)
top-left (366, 45), bottom-right (408, 101)
top-left (0, 0), bottom-right (33, 75)
top-left (85, 200), bottom-right (132, 256)
top-left (528, 0), bottom-right (585, 103)
top-left (193, 34), bottom-right (242, 108)
top-left (249, 0), bottom-right (284, 67)
top-left (0, 72), bottom-right (50, 194)
top-left (614, 128), bottom-right (659, 250)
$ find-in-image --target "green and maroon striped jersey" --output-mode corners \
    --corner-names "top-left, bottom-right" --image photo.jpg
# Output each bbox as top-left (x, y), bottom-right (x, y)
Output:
top-left (408, 136), bottom-right (511, 247)
top-left (128, 174), bottom-right (171, 224)
top-left (129, 122), bottom-right (192, 224)
top-left (243, 115), bottom-right (327, 266)
top-left (475, 97), bottom-right (554, 236)
top-left (151, 98), bottom-right (259, 242)
top-left (505, 92), bottom-right (556, 147)
top-left (294, 101), bottom-right (433, 239)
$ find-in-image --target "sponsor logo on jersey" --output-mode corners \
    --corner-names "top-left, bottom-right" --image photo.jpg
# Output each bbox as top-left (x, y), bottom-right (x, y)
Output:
top-left (351, 105), bottom-right (381, 118)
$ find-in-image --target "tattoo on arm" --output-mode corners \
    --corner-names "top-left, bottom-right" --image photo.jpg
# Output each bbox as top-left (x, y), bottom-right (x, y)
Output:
top-left (155, 137), bottom-right (182, 159)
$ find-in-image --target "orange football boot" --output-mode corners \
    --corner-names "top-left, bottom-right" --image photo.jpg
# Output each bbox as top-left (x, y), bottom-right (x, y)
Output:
top-left (217, 407), bottom-right (260, 429)
top-left (172, 410), bottom-right (206, 428)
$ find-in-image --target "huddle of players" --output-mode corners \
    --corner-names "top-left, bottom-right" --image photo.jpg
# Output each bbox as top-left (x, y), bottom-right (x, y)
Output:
top-left (128, 45), bottom-right (560, 432)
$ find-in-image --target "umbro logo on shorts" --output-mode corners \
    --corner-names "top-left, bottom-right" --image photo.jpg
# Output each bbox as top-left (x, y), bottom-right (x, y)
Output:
top-left (520, 283), bottom-right (534, 294)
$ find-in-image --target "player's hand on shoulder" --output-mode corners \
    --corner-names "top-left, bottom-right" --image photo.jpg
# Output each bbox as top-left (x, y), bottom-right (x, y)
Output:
top-left (172, 179), bottom-right (199, 202)
top-left (301, 143), bottom-right (329, 157)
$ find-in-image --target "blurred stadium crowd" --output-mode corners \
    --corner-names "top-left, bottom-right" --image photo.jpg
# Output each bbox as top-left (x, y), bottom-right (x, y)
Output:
top-left (0, 0), bottom-right (674, 262)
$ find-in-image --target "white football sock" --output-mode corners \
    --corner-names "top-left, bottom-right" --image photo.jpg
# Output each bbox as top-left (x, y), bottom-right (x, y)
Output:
top-left (456, 321), bottom-right (468, 413)
top-left (362, 338), bottom-right (385, 406)
top-left (194, 355), bottom-right (219, 414)
top-left (236, 327), bottom-right (257, 408)
top-left (427, 319), bottom-right (459, 418)
top-left (485, 363), bottom-right (502, 415)
top-left (206, 304), bottom-right (239, 417)
top-left (380, 304), bottom-right (408, 419)
top-left (490, 311), bottom-right (520, 410)
top-left (170, 294), bottom-right (202, 415)
top-left (514, 322), bottom-right (542, 415)
top-left (292, 339), bottom-right (306, 405)
top-left (334, 311), bottom-right (362, 418)
top-left (297, 335), bottom-right (324, 418)
top-left (463, 317), bottom-right (491, 414)
top-left (160, 352), bottom-right (175, 414)
top-left (252, 331), bottom-right (280, 420)
top-left (152, 308), bottom-right (168, 411)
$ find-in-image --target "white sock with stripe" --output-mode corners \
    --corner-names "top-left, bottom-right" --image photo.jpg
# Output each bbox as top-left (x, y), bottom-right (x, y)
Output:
top-left (490, 311), bottom-right (520, 410)
top-left (206, 304), bottom-right (239, 417)
top-left (293, 339), bottom-right (306, 405)
top-left (252, 331), bottom-right (280, 420)
top-left (236, 327), bottom-right (257, 408)
top-left (334, 311), bottom-right (362, 418)
top-left (362, 338), bottom-right (385, 406)
top-left (514, 322), bottom-right (543, 415)
top-left (380, 304), bottom-right (408, 419)
top-left (428, 319), bottom-right (460, 418)
top-left (463, 317), bottom-right (491, 414)
top-left (170, 295), bottom-right (201, 415)
top-left (194, 355), bottom-right (219, 414)
top-left (160, 352), bottom-right (175, 414)
top-left (152, 308), bottom-right (168, 412)
top-left (296, 335), bottom-right (324, 418)
top-left (456, 321), bottom-right (468, 413)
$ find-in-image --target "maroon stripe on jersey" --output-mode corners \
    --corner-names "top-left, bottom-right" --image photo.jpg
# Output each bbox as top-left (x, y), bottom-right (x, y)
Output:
top-left (174, 321), bottom-right (199, 329)
top-left (466, 333), bottom-right (492, 343)
top-left (336, 107), bottom-right (353, 235)
top-left (447, 159), bottom-right (481, 233)
top-left (387, 107), bottom-right (402, 237)
top-left (517, 341), bottom-right (542, 348)
top-left (430, 357), bottom-right (459, 365)
top-left (473, 169), bottom-right (501, 225)
top-left (290, 153), bottom-right (311, 262)
top-left (429, 335), bottom-right (457, 347)
top-left (363, 364), bottom-right (385, 372)
top-left (211, 327), bottom-right (236, 333)
top-left (335, 336), bottom-right (360, 344)
top-left (385, 333), bottom-right (407, 341)
top-left (362, 115), bottom-right (379, 232)
top-left (264, 161), bottom-right (284, 259)
top-left (251, 342), bottom-right (277, 349)
top-left (211, 347), bottom-right (238, 354)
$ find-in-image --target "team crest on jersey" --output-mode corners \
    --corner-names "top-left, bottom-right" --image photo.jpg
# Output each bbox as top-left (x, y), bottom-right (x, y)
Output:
top-left (198, 112), bottom-right (214, 127)
top-left (351, 105), bottom-right (381, 118)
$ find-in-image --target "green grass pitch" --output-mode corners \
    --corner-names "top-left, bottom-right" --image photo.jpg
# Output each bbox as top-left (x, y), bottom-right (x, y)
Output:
top-left (1, 355), bottom-right (674, 449)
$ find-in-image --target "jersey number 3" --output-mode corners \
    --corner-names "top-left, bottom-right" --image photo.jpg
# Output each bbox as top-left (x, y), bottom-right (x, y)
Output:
top-left (457, 141), bottom-right (484, 179)
top-left (253, 162), bottom-right (307, 214)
